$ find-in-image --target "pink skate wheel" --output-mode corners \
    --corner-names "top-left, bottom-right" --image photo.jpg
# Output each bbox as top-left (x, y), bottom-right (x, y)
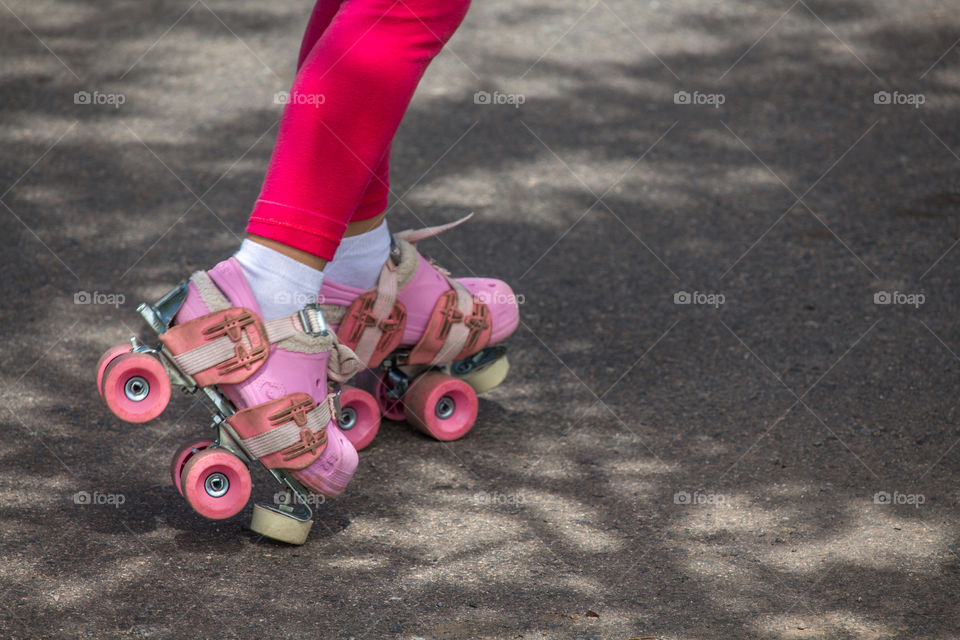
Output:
top-left (403, 372), bottom-right (478, 441)
top-left (170, 439), bottom-right (213, 496)
top-left (180, 448), bottom-right (251, 520)
top-left (96, 344), bottom-right (132, 397)
top-left (101, 352), bottom-right (171, 423)
top-left (375, 372), bottom-right (407, 421)
top-left (338, 386), bottom-right (381, 451)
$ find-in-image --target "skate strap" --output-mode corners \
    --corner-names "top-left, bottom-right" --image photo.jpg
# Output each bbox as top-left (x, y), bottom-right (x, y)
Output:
top-left (229, 393), bottom-right (335, 468)
top-left (262, 306), bottom-right (325, 343)
top-left (433, 278), bottom-right (477, 365)
top-left (407, 277), bottom-right (491, 366)
top-left (394, 213), bottom-right (473, 245)
top-left (168, 274), bottom-right (361, 385)
top-left (392, 214), bottom-right (489, 363)
top-left (348, 258), bottom-right (403, 366)
top-left (190, 270), bottom-right (231, 312)
top-left (170, 309), bottom-right (316, 377)
top-left (162, 307), bottom-right (271, 387)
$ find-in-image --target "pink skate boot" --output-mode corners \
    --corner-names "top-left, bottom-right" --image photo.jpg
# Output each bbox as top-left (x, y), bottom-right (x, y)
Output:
top-left (97, 258), bottom-right (364, 544)
top-left (318, 215), bottom-right (520, 449)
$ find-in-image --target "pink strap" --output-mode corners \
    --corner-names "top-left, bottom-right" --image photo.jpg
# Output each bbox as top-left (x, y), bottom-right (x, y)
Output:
top-left (239, 394), bottom-right (335, 460)
top-left (394, 213), bottom-right (473, 244)
top-left (429, 278), bottom-right (474, 365)
top-left (352, 259), bottom-right (400, 364)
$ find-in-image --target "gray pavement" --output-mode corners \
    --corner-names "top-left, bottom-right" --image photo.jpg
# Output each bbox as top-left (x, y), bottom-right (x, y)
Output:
top-left (2, 0), bottom-right (960, 638)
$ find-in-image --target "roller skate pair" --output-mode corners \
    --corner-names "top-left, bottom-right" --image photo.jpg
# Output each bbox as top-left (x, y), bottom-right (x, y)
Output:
top-left (97, 216), bottom-right (518, 544)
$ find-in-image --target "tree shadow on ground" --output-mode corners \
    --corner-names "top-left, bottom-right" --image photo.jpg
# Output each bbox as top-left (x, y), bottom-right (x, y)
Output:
top-left (2, 0), bottom-right (960, 638)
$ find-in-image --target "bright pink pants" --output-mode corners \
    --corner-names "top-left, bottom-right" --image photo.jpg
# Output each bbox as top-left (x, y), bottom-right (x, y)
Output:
top-left (246, 0), bottom-right (471, 261)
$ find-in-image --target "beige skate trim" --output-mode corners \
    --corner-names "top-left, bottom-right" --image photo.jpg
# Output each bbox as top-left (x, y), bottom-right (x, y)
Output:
top-left (317, 305), bottom-right (346, 325)
top-left (391, 237), bottom-right (419, 290)
top-left (240, 394), bottom-right (336, 459)
top-left (189, 271), bottom-right (231, 312)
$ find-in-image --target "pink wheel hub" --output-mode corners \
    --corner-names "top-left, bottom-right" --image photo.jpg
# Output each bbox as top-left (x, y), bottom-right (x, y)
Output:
top-left (403, 372), bottom-right (478, 441)
top-left (338, 386), bottom-right (381, 451)
top-left (101, 352), bottom-right (171, 423)
top-left (181, 448), bottom-right (251, 520)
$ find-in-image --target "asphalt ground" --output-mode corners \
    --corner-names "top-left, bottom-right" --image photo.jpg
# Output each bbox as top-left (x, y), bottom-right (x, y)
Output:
top-left (3, 0), bottom-right (960, 638)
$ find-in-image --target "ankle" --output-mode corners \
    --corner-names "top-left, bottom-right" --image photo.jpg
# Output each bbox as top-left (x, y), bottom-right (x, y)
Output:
top-left (345, 213), bottom-right (386, 238)
top-left (246, 234), bottom-right (328, 271)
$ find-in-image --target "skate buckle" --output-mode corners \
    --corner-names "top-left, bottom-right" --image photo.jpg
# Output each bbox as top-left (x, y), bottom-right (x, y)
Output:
top-left (437, 291), bottom-right (464, 340)
top-left (299, 304), bottom-right (329, 337)
top-left (217, 343), bottom-right (268, 375)
top-left (281, 427), bottom-right (327, 461)
top-left (269, 397), bottom-right (316, 428)
top-left (203, 310), bottom-right (257, 343)
top-left (389, 236), bottom-right (402, 266)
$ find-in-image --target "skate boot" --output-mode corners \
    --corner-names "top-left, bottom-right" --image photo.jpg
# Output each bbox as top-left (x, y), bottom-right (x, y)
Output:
top-left (318, 215), bottom-right (520, 449)
top-left (97, 258), bottom-right (364, 544)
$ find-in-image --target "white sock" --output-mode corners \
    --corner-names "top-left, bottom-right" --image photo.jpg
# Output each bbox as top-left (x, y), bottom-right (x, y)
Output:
top-left (322, 219), bottom-right (391, 290)
top-left (233, 239), bottom-right (325, 321)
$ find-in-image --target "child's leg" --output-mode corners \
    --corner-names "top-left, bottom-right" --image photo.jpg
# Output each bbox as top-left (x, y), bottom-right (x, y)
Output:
top-left (300, 1), bottom-right (392, 233)
top-left (247, 0), bottom-right (472, 262)
top-left (297, 0), bottom-right (344, 71)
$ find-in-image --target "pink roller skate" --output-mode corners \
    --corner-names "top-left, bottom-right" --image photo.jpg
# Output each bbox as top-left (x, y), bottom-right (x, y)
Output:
top-left (97, 259), bottom-right (363, 544)
top-left (319, 215), bottom-right (520, 449)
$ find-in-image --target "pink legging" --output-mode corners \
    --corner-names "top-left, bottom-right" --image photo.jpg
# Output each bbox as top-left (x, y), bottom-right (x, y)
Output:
top-left (246, 0), bottom-right (471, 261)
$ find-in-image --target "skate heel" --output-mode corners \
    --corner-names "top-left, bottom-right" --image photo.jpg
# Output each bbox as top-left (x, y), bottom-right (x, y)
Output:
top-left (250, 499), bottom-right (313, 546)
top-left (446, 345), bottom-right (510, 394)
